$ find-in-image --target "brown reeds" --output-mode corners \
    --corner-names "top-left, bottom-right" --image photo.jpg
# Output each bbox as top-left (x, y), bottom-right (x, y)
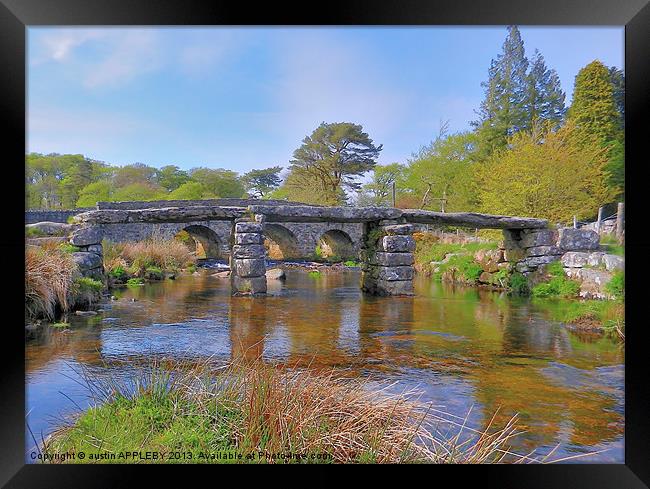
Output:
top-left (103, 235), bottom-right (196, 275)
top-left (25, 242), bottom-right (78, 320)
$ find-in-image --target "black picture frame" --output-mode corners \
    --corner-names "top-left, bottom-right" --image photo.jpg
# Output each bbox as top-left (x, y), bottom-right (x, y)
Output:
top-left (2, 0), bottom-right (648, 486)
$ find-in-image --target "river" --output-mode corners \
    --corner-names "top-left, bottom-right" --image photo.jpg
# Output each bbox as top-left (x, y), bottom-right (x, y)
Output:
top-left (25, 268), bottom-right (624, 463)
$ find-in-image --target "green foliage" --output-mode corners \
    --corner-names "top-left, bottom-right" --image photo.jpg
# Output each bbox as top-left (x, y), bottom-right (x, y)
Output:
top-left (188, 167), bottom-right (246, 198)
top-left (568, 60), bottom-right (621, 145)
top-left (126, 278), bottom-right (145, 287)
top-left (25, 227), bottom-right (46, 238)
top-left (112, 182), bottom-right (166, 202)
top-left (414, 236), bottom-right (497, 266)
top-left (144, 266), bottom-right (164, 281)
top-left (287, 122), bottom-right (382, 205)
top-left (344, 260), bottom-right (359, 267)
top-left (432, 254), bottom-right (483, 284)
top-left (185, 264), bottom-right (197, 274)
top-left (357, 163), bottom-right (406, 207)
top-left (76, 181), bottom-right (113, 207)
top-left (308, 270), bottom-right (322, 278)
top-left (531, 264), bottom-right (580, 298)
top-left (58, 243), bottom-right (80, 253)
top-left (75, 277), bottom-right (103, 293)
top-left (509, 273), bottom-right (529, 294)
top-left (108, 265), bottom-right (128, 281)
top-left (398, 131), bottom-right (480, 211)
top-left (166, 181), bottom-right (215, 201)
top-left (476, 122), bottom-right (615, 223)
top-left (157, 165), bottom-right (190, 192)
top-left (605, 271), bottom-right (624, 300)
top-left (314, 245), bottom-right (323, 260)
top-left (242, 167), bottom-right (283, 198)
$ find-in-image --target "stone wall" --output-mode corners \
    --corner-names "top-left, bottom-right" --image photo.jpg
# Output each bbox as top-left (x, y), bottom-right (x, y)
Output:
top-left (503, 227), bottom-right (623, 298)
top-left (25, 208), bottom-right (92, 224)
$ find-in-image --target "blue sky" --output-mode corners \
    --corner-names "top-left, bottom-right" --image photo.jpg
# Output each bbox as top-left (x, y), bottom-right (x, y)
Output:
top-left (27, 26), bottom-right (623, 174)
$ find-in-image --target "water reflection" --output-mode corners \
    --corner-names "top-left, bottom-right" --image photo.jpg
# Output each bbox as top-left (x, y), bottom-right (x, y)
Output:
top-left (26, 270), bottom-right (624, 462)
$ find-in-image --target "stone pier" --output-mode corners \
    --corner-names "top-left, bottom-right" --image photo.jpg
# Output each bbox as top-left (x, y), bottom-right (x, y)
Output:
top-left (230, 219), bottom-right (267, 295)
top-left (361, 221), bottom-right (417, 296)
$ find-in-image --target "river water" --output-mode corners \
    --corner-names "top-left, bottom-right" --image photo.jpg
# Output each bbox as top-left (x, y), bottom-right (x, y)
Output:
top-left (26, 268), bottom-right (624, 463)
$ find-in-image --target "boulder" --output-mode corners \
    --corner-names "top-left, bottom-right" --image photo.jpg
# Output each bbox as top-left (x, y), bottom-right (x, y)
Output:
top-left (602, 254), bottom-right (624, 272)
top-left (474, 249), bottom-right (503, 272)
top-left (70, 226), bottom-right (103, 246)
top-left (519, 229), bottom-right (558, 248)
top-left (381, 224), bottom-right (420, 235)
top-left (525, 246), bottom-right (563, 257)
top-left (72, 252), bottom-right (103, 271)
top-left (212, 271), bottom-right (231, 279)
top-left (557, 228), bottom-right (600, 251)
top-left (75, 310), bottom-right (98, 316)
top-left (561, 252), bottom-right (590, 268)
top-left (573, 268), bottom-right (615, 299)
top-left (26, 221), bottom-right (75, 236)
top-left (266, 268), bottom-right (286, 280)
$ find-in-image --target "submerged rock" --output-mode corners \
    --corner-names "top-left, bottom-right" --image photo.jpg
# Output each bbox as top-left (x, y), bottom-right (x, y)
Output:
top-left (74, 310), bottom-right (98, 316)
top-left (266, 268), bottom-right (286, 280)
top-left (212, 270), bottom-right (231, 279)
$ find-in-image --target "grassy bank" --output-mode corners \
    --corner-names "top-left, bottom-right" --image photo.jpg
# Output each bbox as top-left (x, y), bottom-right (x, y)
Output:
top-left (25, 242), bottom-right (103, 321)
top-left (103, 237), bottom-right (197, 285)
top-left (43, 360), bottom-right (529, 464)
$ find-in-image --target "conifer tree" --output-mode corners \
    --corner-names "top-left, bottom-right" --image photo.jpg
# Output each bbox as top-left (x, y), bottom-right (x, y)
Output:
top-left (567, 60), bottom-right (620, 144)
top-left (525, 49), bottom-right (566, 130)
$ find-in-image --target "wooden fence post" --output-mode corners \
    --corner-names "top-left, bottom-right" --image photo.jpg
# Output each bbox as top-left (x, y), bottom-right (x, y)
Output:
top-left (616, 202), bottom-right (624, 244)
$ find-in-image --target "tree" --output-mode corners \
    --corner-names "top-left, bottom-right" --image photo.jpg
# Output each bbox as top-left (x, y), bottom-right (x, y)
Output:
top-left (166, 181), bottom-right (216, 200)
top-left (76, 180), bottom-right (113, 207)
top-left (157, 165), bottom-right (190, 192)
top-left (475, 122), bottom-right (615, 223)
top-left (609, 66), bottom-right (625, 129)
top-left (112, 182), bottom-right (165, 202)
top-left (289, 122), bottom-right (382, 205)
top-left (188, 167), bottom-right (246, 198)
top-left (242, 166), bottom-right (283, 198)
top-left (473, 26), bottom-right (529, 158)
top-left (113, 163), bottom-right (159, 188)
top-left (525, 49), bottom-right (566, 130)
top-left (270, 169), bottom-right (341, 206)
top-left (357, 163), bottom-right (406, 207)
top-left (567, 60), bottom-right (620, 145)
top-left (401, 131), bottom-right (479, 212)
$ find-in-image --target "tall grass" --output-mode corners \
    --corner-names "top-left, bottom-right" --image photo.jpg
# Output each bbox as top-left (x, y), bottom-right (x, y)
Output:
top-left (103, 236), bottom-right (196, 277)
top-left (44, 359), bottom-right (536, 464)
top-left (25, 242), bottom-right (78, 320)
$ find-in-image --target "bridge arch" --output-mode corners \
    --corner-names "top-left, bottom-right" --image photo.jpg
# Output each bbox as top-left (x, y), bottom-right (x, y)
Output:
top-left (176, 224), bottom-right (222, 259)
top-left (318, 229), bottom-right (355, 261)
top-left (263, 224), bottom-right (301, 260)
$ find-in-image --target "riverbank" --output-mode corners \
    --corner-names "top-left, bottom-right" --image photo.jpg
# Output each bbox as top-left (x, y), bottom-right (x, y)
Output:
top-left (413, 231), bottom-right (625, 337)
top-left (42, 358), bottom-right (527, 464)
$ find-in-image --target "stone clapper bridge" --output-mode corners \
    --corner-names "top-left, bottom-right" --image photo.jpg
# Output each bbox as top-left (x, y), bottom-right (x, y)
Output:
top-left (69, 200), bottom-right (599, 296)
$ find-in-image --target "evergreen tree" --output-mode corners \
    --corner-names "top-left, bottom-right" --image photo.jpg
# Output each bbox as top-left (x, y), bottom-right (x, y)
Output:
top-left (608, 66), bottom-right (625, 129)
top-left (567, 60), bottom-right (620, 145)
top-left (525, 49), bottom-right (566, 130)
top-left (473, 26), bottom-right (529, 158)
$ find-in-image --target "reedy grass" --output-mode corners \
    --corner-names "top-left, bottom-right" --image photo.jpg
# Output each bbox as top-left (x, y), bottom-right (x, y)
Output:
top-left (103, 236), bottom-right (196, 278)
top-left (40, 357), bottom-right (574, 464)
top-left (26, 243), bottom-right (78, 320)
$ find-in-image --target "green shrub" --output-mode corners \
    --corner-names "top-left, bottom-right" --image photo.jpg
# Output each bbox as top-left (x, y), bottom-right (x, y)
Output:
top-left (532, 276), bottom-right (580, 298)
top-left (605, 271), bottom-right (624, 299)
top-left (108, 265), bottom-right (128, 281)
top-left (314, 245), bottom-right (323, 260)
top-left (185, 264), bottom-right (197, 274)
top-left (344, 260), bottom-right (359, 267)
top-left (144, 266), bottom-right (164, 281)
top-left (509, 273), bottom-right (529, 294)
top-left (72, 277), bottom-right (104, 306)
top-left (25, 227), bottom-right (46, 238)
top-left (308, 270), bottom-right (321, 278)
top-left (58, 243), bottom-right (80, 253)
top-left (127, 278), bottom-right (145, 287)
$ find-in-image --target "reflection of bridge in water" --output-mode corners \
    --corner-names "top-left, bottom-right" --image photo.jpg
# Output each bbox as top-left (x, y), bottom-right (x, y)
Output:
top-left (69, 198), bottom-right (552, 296)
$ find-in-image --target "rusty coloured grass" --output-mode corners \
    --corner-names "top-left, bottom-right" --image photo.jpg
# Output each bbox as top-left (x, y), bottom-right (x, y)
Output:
top-left (25, 243), bottom-right (78, 320)
top-left (103, 235), bottom-right (196, 276)
top-left (37, 356), bottom-right (581, 464)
